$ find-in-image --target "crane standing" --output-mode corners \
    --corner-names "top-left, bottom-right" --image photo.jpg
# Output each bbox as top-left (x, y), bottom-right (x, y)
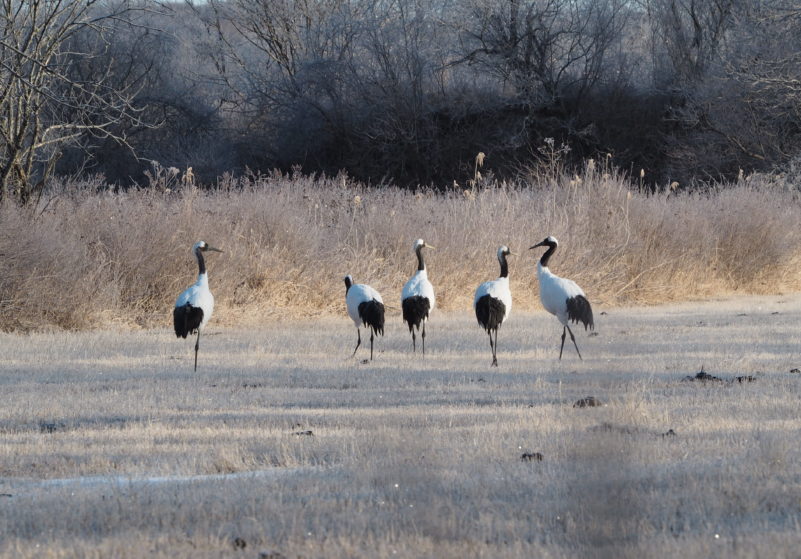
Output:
top-left (344, 275), bottom-right (385, 360)
top-left (529, 236), bottom-right (594, 360)
top-left (474, 246), bottom-right (514, 367)
top-left (401, 239), bottom-right (436, 354)
top-left (174, 241), bottom-right (223, 371)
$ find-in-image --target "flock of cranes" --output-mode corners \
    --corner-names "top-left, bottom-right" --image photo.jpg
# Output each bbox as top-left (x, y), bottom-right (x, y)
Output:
top-left (174, 237), bottom-right (594, 369)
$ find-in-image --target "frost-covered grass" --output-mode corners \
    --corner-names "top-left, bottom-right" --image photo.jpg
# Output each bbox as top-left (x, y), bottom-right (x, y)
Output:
top-left (2, 295), bottom-right (801, 557)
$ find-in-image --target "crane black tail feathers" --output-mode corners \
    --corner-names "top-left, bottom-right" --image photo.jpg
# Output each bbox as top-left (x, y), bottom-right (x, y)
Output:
top-left (475, 295), bottom-right (506, 334)
top-left (402, 296), bottom-right (430, 331)
top-left (358, 300), bottom-right (385, 336)
top-left (173, 304), bottom-right (204, 338)
top-left (566, 295), bottom-right (594, 330)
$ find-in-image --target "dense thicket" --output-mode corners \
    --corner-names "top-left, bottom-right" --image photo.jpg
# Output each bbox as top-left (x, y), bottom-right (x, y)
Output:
top-left (3, 0), bottom-right (801, 197)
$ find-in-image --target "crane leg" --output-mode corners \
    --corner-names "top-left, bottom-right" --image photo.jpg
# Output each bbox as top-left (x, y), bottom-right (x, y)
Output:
top-left (370, 329), bottom-right (374, 360)
top-left (194, 330), bottom-right (201, 372)
top-left (494, 328), bottom-right (499, 366)
top-left (559, 327), bottom-right (566, 360)
top-left (421, 323), bottom-right (426, 356)
top-left (352, 328), bottom-right (361, 357)
top-left (566, 325), bottom-right (583, 360)
top-left (412, 329), bottom-right (416, 353)
top-left (490, 330), bottom-right (498, 367)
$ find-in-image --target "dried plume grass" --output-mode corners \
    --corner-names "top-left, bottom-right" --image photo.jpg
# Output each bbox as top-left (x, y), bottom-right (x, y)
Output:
top-left (1, 167), bottom-right (800, 331)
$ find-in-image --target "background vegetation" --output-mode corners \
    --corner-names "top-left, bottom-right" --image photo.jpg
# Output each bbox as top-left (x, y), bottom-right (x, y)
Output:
top-left (3, 0), bottom-right (801, 201)
top-left (3, 1), bottom-right (801, 332)
top-left (2, 165), bottom-right (800, 331)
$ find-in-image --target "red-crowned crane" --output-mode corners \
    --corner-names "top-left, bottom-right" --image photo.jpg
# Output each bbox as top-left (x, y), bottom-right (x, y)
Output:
top-left (529, 236), bottom-right (594, 360)
top-left (344, 275), bottom-right (385, 360)
top-left (474, 246), bottom-right (513, 367)
top-left (173, 241), bottom-right (222, 371)
top-left (401, 239), bottom-right (436, 354)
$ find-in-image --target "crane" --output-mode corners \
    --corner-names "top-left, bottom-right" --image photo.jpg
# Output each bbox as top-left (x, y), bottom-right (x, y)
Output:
top-left (344, 275), bottom-right (385, 360)
top-left (529, 236), bottom-right (594, 359)
top-left (401, 239), bottom-right (436, 354)
top-left (174, 241), bottom-right (222, 371)
top-left (474, 246), bottom-right (513, 366)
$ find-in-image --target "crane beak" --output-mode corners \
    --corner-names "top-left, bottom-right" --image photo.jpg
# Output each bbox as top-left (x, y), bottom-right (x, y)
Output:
top-left (529, 241), bottom-right (546, 250)
top-left (424, 242), bottom-right (436, 250)
top-left (206, 245), bottom-right (223, 253)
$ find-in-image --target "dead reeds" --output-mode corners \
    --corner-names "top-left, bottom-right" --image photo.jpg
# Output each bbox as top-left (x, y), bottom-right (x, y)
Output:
top-left (1, 168), bottom-right (799, 331)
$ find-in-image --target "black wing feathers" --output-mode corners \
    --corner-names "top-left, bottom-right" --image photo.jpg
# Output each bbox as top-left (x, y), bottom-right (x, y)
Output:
top-left (566, 295), bottom-right (594, 330)
top-left (174, 304), bottom-right (204, 338)
top-left (358, 300), bottom-right (385, 336)
top-left (475, 294), bottom-right (506, 333)
top-left (402, 295), bottom-right (431, 331)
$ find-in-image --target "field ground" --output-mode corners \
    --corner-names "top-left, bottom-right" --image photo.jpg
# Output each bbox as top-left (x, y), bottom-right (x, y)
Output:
top-left (2, 295), bottom-right (801, 558)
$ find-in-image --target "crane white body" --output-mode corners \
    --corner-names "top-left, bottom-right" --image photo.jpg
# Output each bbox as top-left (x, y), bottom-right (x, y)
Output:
top-left (473, 276), bottom-right (512, 320)
top-left (346, 283), bottom-right (384, 328)
top-left (401, 269), bottom-right (435, 309)
top-left (536, 264), bottom-right (585, 326)
top-left (175, 274), bottom-right (214, 331)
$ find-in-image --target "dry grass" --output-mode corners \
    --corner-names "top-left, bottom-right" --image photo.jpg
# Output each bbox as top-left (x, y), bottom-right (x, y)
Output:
top-left (2, 295), bottom-right (801, 557)
top-left (1, 168), bottom-right (801, 332)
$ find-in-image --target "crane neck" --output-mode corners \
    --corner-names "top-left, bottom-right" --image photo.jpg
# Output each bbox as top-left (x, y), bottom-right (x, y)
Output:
top-left (415, 246), bottom-right (426, 271)
top-left (539, 242), bottom-right (556, 267)
top-left (499, 252), bottom-right (509, 278)
top-left (344, 276), bottom-right (353, 293)
top-left (195, 246), bottom-right (207, 276)
top-left (537, 261), bottom-right (553, 278)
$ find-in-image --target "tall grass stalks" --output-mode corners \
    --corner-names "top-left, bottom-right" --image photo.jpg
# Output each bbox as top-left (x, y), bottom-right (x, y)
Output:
top-left (1, 169), bottom-right (800, 331)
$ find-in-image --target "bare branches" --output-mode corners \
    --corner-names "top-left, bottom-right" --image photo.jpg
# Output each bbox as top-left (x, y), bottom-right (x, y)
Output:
top-left (458, 0), bottom-right (629, 107)
top-left (644, 0), bottom-right (741, 84)
top-left (0, 0), bottom-right (156, 203)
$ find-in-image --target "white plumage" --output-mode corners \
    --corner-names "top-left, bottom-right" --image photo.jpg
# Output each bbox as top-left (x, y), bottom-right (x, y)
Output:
top-left (344, 275), bottom-right (385, 360)
top-left (401, 239), bottom-right (436, 354)
top-left (530, 236), bottom-right (594, 360)
top-left (473, 246), bottom-right (513, 366)
top-left (174, 277), bottom-right (214, 330)
top-left (173, 240), bottom-right (222, 371)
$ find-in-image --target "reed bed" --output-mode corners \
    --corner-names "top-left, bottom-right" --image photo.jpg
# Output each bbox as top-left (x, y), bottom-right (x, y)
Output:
top-left (1, 167), bottom-right (800, 331)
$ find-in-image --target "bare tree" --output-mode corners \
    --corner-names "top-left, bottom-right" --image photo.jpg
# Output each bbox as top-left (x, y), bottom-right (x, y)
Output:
top-left (725, 1), bottom-right (801, 156)
top-left (656, 0), bottom-right (801, 180)
top-left (0, 0), bottom-right (152, 203)
top-left (644, 0), bottom-right (741, 85)
top-left (459, 0), bottom-right (629, 107)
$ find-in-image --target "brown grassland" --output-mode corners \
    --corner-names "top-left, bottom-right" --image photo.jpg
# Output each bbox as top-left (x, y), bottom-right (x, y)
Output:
top-left (1, 165), bottom-right (801, 332)
top-left (2, 169), bottom-right (801, 557)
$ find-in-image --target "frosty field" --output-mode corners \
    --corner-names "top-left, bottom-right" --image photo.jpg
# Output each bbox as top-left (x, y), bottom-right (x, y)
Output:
top-left (2, 295), bottom-right (801, 558)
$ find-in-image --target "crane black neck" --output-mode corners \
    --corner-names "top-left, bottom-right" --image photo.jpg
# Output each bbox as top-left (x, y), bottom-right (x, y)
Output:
top-left (499, 252), bottom-right (509, 278)
top-left (195, 246), bottom-right (206, 275)
top-left (539, 242), bottom-right (557, 267)
top-left (344, 276), bottom-right (353, 293)
top-left (415, 246), bottom-right (426, 271)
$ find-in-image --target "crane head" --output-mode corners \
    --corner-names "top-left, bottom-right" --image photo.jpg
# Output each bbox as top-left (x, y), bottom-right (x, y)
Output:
top-left (414, 239), bottom-right (436, 251)
top-left (498, 245), bottom-right (513, 259)
top-left (194, 241), bottom-right (223, 253)
top-left (529, 236), bottom-right (558, 250)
